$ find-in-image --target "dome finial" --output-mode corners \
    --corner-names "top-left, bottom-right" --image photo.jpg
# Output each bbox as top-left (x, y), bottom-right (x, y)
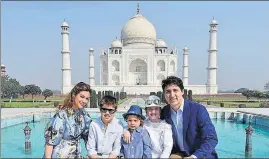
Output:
top-left (137, 3), bottom-right (140, 14)
top-left (116, 36), bottom-right (117, 39)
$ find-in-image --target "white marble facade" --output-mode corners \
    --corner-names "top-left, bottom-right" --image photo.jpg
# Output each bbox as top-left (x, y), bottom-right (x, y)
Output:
top-left (61, 6), bottom-right (218, 95)
top-left (95, 11), bottom-right (178, 95)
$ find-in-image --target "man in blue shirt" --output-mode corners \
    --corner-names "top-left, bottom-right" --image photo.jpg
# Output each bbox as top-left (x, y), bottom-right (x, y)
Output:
top-left (161, 76), bottom-right (218, 159)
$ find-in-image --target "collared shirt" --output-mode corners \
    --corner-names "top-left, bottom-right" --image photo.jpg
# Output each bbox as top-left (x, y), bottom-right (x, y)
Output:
top-left (170, 99), bottom-right (184, 151)
top-left (121, 126), bottom-right (152, 158)
top-left (87, 117), bottom-right (123, 157)
top-left (143, 119), bottom-right (173, 158)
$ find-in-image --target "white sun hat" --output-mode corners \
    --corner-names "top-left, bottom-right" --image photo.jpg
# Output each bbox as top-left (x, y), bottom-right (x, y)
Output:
top-left (145, 95), bottom-right (162, 108)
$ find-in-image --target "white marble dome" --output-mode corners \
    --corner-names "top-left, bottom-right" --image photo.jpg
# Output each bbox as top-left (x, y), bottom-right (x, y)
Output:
top-left (211, 19), bottom-right (218, 25)
top-left (121, 13), bottom-right (156, 46)
top-left (111, 39), bottom-right (122, 48)
top-left (155, 39), bottom-right (167, 48)
top-left (89, 47), bottom-right (94, 51)
top-left (183, 45), bottom-right (189, 51)
top-left (61, 21), bottom-right (69, 27)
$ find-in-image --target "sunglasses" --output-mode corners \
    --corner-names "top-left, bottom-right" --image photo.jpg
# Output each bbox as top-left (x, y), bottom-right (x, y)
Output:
top-left (146, 99), bottom-right (160, 106)
top-left (100, 108), bottom-right (116, 114)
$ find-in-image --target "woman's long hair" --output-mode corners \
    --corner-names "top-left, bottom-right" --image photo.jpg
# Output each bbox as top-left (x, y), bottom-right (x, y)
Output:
top-left (58, 82), bottom-right (91, 110)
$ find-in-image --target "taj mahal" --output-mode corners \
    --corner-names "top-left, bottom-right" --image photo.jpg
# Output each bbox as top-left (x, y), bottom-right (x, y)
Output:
top-left (60, 6), bottom-right (218, 95)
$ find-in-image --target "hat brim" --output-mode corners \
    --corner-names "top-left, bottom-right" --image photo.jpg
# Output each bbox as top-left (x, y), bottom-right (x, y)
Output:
top-left (123, 112), bottom-right (146, 120)
top-left (145, 104), bottom-right (162, 108)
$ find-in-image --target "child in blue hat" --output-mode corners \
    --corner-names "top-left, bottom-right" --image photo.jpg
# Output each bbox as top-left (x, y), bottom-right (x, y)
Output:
top-left (120, 105), bottom-right (152, 158)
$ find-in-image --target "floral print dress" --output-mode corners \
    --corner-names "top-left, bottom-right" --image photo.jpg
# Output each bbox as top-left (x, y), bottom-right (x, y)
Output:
top-left (44, 108), bottom-right (91, 158)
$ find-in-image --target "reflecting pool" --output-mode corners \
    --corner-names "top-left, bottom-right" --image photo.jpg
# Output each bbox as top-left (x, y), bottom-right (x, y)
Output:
top-left (1, 113), bottom-right (269, 158)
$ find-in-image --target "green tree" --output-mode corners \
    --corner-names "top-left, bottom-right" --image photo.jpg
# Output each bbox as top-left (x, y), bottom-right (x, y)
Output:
top-left (1, 75), bottom-right (8, 98)
top-left (242, 90), bottom-right (255, 100)
top-left (262, 92), bottom-right (268, 98)
top-left (24, 85), bottom-right (32, 97)
top-left (188, 90), bottom-right (193, 101)
top-left (120, 92), bottom-right (124, 99)
top-left (253, 90), bottom-right (263, 99)
top-left (235, 88), bottom-right (249, 93)
top-left (183, 89), bottom-right (188, 100)
top-left (19, 86), bottom-right (25, 99)
top-left (264, 82), bottom-right (269, 91)
top-left (116, 92), bottom-right (119, 102)
top-left (1, 75), bottom-right (22, 99)
top-left (25, 84), bottom-right (42, 99)
top-left (90, 90), bottom-right (97, 108)
top-left (42, 89), bottom-right (53, 100)
top-left (161, 92), bottom-right (166, 104)
top-left (156, 91), bottom-right (162, 100)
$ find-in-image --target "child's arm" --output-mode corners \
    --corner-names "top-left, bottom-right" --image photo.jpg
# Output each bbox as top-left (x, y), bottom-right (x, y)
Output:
top-left (122, 129), bottom-right (131, 144)
top-left (119, 138), bottom-right (125, 158)
top-left (142, 129), bottom-right (152, 158)
top-left (160, 124), bottom-right (173, 158)
top-left (86, 123), bottom-right (99, 159)
top-left (109, 129), bottom-right (123, 158)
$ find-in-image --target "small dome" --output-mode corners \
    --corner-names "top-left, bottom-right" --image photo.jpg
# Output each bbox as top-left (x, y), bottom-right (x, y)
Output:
top-left (210, 18), bottom-right (218, 25)
top-left (61, 20), bottom-right (69, 27)
top-left (155, 39), bottom-right (167, 48)
top-left (111, 39), bottom-right (122, 48)
top-left (89, 47), bottom-right (94, 51)
top-left (183, 45), bottom-right (189, 51)
top-left (121, 13), bottom-right (156, 46)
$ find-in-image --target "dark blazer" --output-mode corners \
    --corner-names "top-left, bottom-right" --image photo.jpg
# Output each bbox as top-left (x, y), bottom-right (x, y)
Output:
top-left (161, 100), bottom-right (218, 159)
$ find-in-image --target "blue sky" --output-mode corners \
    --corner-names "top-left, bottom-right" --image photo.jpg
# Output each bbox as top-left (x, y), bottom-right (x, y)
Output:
top-left (2, 1), bottom-right (269, 91)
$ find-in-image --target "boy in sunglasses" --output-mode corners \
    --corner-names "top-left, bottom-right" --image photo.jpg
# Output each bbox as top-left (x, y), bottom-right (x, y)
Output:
top-left (122, 95), bottom-right (173, 158)
top-left (87, 95), bottom-right (123, 158)
top-left (120, 105), bottom-right (152, 158)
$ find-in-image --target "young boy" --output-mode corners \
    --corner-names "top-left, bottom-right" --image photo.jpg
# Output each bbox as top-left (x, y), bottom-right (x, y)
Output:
top-left (121, 105), bottom-right (152, 158)
top-left (87, 95), bottom-right (123, 158)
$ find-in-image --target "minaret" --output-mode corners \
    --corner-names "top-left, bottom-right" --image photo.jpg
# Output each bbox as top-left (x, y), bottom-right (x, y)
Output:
top-left (137, 3), bottom-right (140, 14)
top-left (61, 20), bottom-right (72, 94)
top-left (89, 47), bottom-right (95, 86)
top-left (1, 64), bottom-right (6, 77)
top-left (206, 17), bottom-right (218, 94)
top-left (182, 46), bottom-right (189, 86)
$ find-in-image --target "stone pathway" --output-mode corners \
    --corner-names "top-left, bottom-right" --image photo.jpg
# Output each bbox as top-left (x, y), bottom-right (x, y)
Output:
top-left (1, 108), bottom-right (55, 119)
top-left (118, 98), bottom-right (145, 109)
top-left (117, 98), bottom-right (132, 109)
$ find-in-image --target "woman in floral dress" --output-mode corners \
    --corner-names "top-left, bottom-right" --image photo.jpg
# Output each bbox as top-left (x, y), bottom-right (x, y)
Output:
top-left (43, 82), bottom-right (92, 158)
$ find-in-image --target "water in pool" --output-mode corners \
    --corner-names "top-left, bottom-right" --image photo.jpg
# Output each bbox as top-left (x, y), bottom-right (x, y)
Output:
top-left (1, 113), bottom-right (269, 158)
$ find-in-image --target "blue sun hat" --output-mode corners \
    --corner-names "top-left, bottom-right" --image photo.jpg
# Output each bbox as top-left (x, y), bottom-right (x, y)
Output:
top-left (123, 105), bottom-right (145, 120)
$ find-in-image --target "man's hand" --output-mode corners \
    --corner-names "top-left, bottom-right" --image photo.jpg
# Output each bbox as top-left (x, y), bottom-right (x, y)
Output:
top-left (89, 154), bottom-right (99, 159)
top-left (108, 154), bottom-right (118, 158)
top-left (184, 155), bottom-right (197, 159)
top-left (123, 129), bottom-right (131, 144)
top-left (183, 156), bottom-right (193, 159)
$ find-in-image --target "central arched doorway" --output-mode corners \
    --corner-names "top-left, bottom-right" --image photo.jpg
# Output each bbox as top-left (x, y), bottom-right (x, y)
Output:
top-left (129, 58), bottom-right (147, 85)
